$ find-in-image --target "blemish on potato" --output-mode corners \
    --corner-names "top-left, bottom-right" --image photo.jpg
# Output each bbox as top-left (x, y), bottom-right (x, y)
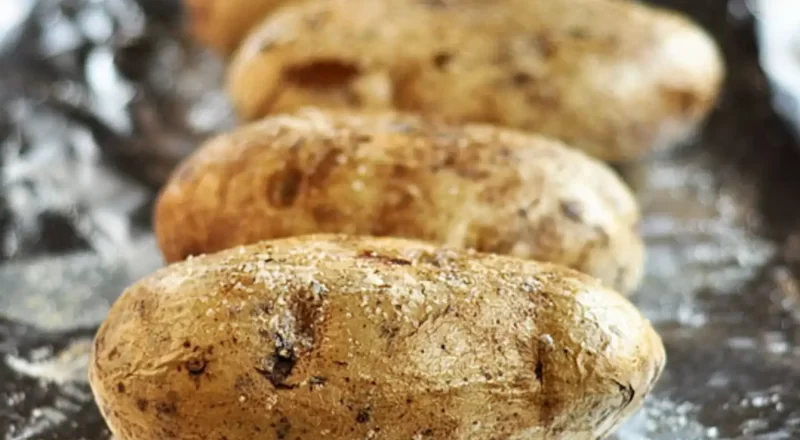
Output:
top-left (531, 34), bottom-right (557, 58)
top-left (185, 358), bottom-right (207, 376)
top-left (136, 300), bottom-right (147, 318)
top-left (284, 60), bottom-right (361, 89)
top-left (267, 166), bottom-right (303, 208)
top-left (275, 416), bottom-right (292, 440)
top-left (534, 360), bottom-right (544, 383)
top-left (432, 52), bottom-right (452, 70)
top-left (356, 408), bottom-right (371, 423)
top-left (512, 72), bottom-right (533, 86)
top-left (560, 200), bottom-right (583, 222)
top-left (136, 398), bottom-right (148, 412)
top-left (155, 401), bottom-right (177, 417)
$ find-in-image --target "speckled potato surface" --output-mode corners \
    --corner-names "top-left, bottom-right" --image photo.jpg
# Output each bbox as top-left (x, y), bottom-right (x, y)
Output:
top-left (89, 234), bottom-right (665, 440)
top-left (155, 109), bottom-right (644, 293)
top-left (184, 0), bottom-right (300, 56)
top-left (228, 0), bottom-right (724, 162)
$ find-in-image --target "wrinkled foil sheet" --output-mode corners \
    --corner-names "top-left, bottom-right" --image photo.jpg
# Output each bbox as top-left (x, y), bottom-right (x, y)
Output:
top-left (1, 0), bottom-right (799, 439)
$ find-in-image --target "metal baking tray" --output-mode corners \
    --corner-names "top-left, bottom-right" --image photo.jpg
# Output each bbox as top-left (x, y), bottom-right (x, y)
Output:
top-left (1, 0), bottom-right (799, 439)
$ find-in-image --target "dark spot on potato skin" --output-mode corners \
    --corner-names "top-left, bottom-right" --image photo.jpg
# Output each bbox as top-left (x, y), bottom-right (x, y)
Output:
top-left (560, 200), bottom-right (584, 222)
top-left (392, 164), bottom-right (410, 177)
top-left (136, 398), bottom-right (148, 411)
top-left (275, 416), bottom-right (292, 440)
top-left (532, 34), bottom-right (557, 58)
top-left (380, 324), bottom-right (399, 339)
top-left (107, 347), bottom-right (119, 361)
top-left (155, 401), bottom-right (177, 417)
top-left (256, 335), bottom-right (299, 389)
top-left (284, 60), bottom-right (361, 89)
top-left (663, 86), bottom-right (699, 114)
top-left (568, 27), bottom-right (590, 39)
top-left (512, 72), bottom-right (533, 86)
top-left (185, 358), bottom-right (207, 376)
top-left (534, 360), bottom-right (544, 383)
top-left (267, 166), bottom-right (303, 208)
top-left (116, 382), bottom-right (126, 393)
top-left (136, 300), bottom-right (147, 318)
top-left (356, 408), bottom-right (371, 423)
top-left (432, 52), bottom-right (452, 70)
top-left (353, 134), bottom-right (373, 143)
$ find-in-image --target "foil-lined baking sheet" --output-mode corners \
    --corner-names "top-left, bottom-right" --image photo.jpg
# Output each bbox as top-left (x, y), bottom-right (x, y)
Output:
top-left (1, 0), bottom-right (800, 439)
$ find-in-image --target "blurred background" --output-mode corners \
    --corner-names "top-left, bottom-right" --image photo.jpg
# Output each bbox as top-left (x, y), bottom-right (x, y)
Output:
top-left (1, 0), bottom-right (800, 439)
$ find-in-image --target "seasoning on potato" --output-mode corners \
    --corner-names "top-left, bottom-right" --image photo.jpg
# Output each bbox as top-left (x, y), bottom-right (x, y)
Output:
top-left (227, 0), bottom-right (725, 162)
top-left (184, 0), bottom-right (295, 56)
top-left (89, 234), bottom-right (666, 440)
top-left (154, 108), bottom-right (644, 294)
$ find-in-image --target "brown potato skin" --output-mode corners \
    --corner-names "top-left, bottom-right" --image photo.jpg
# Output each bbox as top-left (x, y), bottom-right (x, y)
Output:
top-left (185, 0), bottom-right (298, 56)
top-left (228, 0), bottom-right (724, 162)
top-left (89, 235), bottom-right (665, 440)
top-left (155, 109), bottom-right (644, 293)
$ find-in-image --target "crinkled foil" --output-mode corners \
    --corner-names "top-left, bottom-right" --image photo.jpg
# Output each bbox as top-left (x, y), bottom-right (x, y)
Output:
top-left (1, 0), bottom-right (799, 439)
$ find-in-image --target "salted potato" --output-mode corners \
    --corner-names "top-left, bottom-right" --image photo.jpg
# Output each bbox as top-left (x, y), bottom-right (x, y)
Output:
top-left (184, 0), bottom-right (298, 56)
top-left (89, 234), bottom-right (665, 440)
top-left (154, 109), bottom-right (644, 293)
top-left (228, 0), bottom-right (724, 162)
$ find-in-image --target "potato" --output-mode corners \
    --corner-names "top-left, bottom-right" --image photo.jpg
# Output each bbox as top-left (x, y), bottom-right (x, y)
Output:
top-left (154, 108), bottom-right (644, 293)
top-left (89, 234), bottom-right (665, 440)
top-left (184, 0), bottom-right (297, 56)
top-left (227, 0), bottom-right (724, 162)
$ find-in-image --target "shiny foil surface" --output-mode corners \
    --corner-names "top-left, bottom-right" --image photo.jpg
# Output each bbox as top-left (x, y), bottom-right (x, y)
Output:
top-left (1, 0), bottom-right (799, 439)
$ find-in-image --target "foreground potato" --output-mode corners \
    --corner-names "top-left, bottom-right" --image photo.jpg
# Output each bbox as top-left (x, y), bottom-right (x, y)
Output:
top-left (89, 235), bottom-right (665, 440)
top-left (155, 109), bottom-right (644, 293)
top-left (228, 0), bottom-right (724, 162)
top-left (184, 0), bottom-right (299, 55)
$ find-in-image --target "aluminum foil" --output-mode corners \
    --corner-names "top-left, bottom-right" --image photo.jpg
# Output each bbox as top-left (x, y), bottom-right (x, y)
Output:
top-left (753, 0), bottom-right (800, 139)
top-left (1, 0), bottom-right (800, 439)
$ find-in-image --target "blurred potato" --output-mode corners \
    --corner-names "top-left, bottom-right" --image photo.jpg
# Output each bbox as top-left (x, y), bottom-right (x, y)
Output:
top-left (228, 0), bottom-right (724, 162)
top-left (155, 109), bottom-right (644, 293)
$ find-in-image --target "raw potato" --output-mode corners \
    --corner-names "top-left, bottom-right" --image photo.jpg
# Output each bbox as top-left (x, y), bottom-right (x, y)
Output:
top-left (154, 109), bottom-right (644, 293)
top-left (89, 234), bottom-right (666, 440)
top-left (228, 0), bottom-right (725, 162)
top-left (184, 0), bottom-right (298, 56)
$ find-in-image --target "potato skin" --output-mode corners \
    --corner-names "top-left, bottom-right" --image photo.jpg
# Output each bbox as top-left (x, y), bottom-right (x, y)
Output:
top-left (184, 0), bottom-right (297, 55)
top-left (228, 0), bottom-right (724, 162)
top-left (89, 234), bottom-right (665, 440)
top-left (155, 109), bottom-right (644, 293)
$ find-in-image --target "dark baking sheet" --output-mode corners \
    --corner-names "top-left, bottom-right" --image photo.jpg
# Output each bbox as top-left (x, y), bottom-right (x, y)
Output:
top-left (1, 0), bottom-right (799, 439)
